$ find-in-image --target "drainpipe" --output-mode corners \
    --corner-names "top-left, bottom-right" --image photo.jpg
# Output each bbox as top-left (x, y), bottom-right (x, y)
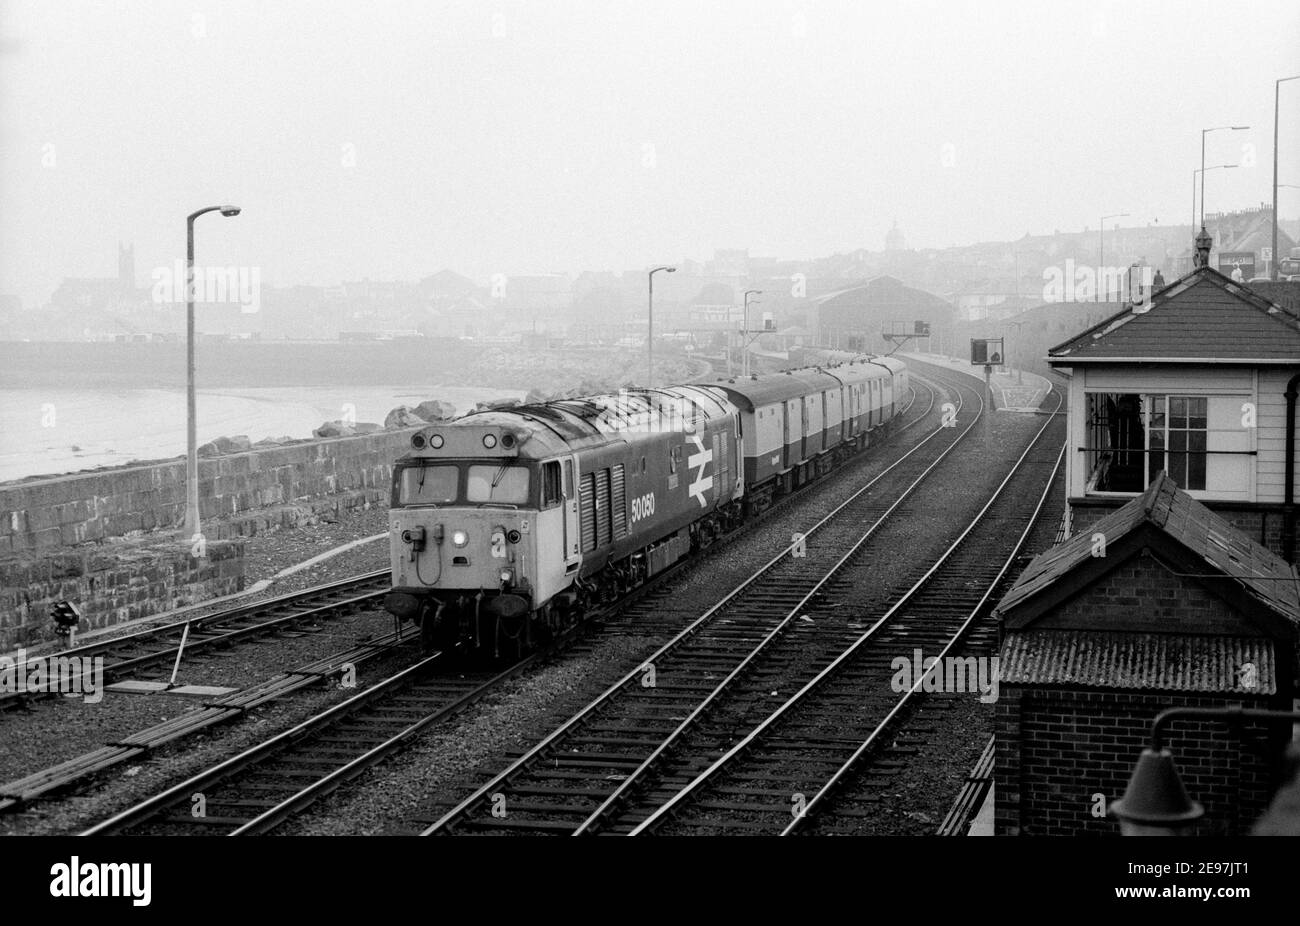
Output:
top-left (1285, 372), bottom-right (1300, 562)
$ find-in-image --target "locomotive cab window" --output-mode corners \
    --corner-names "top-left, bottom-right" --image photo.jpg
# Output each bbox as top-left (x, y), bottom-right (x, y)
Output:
top-left (542, 460), bottom-right (563, 508)
top-left (467, 464), bottom-right (531, 504)
top-left (397, 465), bottom-right (458, 506)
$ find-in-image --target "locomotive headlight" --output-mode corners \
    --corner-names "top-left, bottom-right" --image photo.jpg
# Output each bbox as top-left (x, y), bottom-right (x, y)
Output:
top-left (452, 529), bottom-right (469, 547)
top-left (411, 433), bottom-right (426, 449)
top-left (482, 433), bottom-right (498, 449)
top-left (429, 433), bottom-right (444, 449)
top-left (499, 567), bottom-right (514, 585)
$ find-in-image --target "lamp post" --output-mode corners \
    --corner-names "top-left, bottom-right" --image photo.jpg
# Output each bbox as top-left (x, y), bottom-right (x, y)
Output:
top-left (1200, 125), bottom-right (1249, 227)
top-left (1007, 320), bottom-right (1025, 385)
top-left (1111, 705), bottom-right (1300, 835)
top-left (1193, 165), bottom-right (1237, 235)
top-left (741, 289), bottom-right (762, 377)
top-left (1273, 77), bottom-right (1300, 279)
top-left (1098, 213), bottom-right (1129, 302)
top-left (646, 266), bottom-right (675, 386)
top-left (184, 205), bottom-right (241, 543)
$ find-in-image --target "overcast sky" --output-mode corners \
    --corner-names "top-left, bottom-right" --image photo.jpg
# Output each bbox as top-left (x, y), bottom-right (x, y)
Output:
top-left (1, 0), bottom-right (1298, 306)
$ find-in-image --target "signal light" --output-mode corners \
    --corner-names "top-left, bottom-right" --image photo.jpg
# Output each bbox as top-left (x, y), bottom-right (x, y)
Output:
top-left (411, 433), bottom-right (426, 449)
top-left (429, 433), bottom-right (444, 449)
top-left (483, 434), bottom-right (498, 449)
top-left (501, 432), bottom-right (516, 449)
top-left (50, 601), bottom-right (81, 637)
top-left (507, 529), bottom-right (521, 544)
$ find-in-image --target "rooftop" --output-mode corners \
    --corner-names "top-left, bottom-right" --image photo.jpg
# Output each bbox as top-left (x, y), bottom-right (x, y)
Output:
top-left (1047, 266), bottom-right (1300, 364)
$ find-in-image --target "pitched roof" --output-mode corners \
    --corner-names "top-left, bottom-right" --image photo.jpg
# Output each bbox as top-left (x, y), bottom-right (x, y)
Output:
top-left (1000, 630), bottom-right (1276, 694)
top-left (1047, 266), bottom-right (1300, 363)
top-left (996, 471), bottom-right (1300, 625)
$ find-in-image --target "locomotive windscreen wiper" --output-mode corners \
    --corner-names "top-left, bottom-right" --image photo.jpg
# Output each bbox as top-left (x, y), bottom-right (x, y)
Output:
top-left (489, 462), bottom-right (510, 497)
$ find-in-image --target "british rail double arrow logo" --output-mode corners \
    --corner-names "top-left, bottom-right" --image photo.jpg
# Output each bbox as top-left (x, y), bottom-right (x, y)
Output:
top-left (687, 434), bottom-right (713, 508)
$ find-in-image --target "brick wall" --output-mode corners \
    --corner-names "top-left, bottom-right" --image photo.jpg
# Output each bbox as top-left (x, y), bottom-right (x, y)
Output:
top-left (1025, 553), bottom-right (1262, 636)
top-left (0, 429), bottom-right (418, 556)
top-left (997, 687), bottom-right (1283, 836)
top-left (0, 537), bottom-right (243, 650)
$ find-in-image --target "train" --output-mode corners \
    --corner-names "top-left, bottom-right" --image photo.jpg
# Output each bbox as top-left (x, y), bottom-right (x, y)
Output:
top-left (382, 353), bottom-right (909, 654)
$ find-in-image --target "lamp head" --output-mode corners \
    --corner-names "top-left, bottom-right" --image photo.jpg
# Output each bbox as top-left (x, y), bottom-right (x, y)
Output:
top-left (1110, 747), bottom-right (1204, 835)
top-left (220, 205), bottom-right (242, 217)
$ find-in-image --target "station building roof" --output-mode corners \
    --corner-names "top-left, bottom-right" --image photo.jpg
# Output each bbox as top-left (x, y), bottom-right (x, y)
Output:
top-left (1047, 266), bottom-right (1300, 364)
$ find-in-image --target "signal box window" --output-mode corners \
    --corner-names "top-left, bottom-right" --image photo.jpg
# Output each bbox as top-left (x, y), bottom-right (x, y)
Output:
top-left (542, 461), bottom-right (563, 508)
top-left (1149, 396), bottom-right (1207, 491)
top-left (1083, 393), bottom-right (1211, 494)
top-left (398, 465), bottom-right (458, 505)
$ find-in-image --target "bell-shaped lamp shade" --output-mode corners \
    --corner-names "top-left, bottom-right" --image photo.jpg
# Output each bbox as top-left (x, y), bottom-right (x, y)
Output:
top-left (1110, 747), bottom-right (1204, 835)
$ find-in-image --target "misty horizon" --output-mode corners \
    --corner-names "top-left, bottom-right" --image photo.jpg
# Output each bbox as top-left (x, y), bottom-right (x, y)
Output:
top-left (2, 0), bottom-right (1299, 309)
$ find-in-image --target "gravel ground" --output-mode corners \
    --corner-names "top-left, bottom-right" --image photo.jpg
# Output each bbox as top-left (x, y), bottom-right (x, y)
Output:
top-left (2, 633), bottom-right (422, 836)
top-left (803, 694), bottom-right (993, 835)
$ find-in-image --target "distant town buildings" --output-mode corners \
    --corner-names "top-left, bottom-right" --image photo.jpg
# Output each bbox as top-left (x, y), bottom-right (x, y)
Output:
top-left (5, 214), bottom-right (1298, 344)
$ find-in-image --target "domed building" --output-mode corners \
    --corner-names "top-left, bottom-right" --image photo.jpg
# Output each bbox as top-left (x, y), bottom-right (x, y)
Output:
top-left (885, 220), bottom-right (907, 252)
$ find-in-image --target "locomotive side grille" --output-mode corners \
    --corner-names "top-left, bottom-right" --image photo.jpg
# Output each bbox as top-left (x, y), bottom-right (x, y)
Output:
top-left (580, 472), bottom-right (596, 553)
top-left (611, 463), bottom-right (627, 540)
top-left (596, 468), bottom-right (613, 547)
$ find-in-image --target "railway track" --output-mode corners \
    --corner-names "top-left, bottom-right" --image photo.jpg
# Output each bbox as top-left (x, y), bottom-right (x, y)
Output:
top-left (39, 374), bottom-right (947, 832)
top-left (417, 370), bottom-right (997, 835)
top-left (629, 399), bottom-right (1065, 836)
top-left (61, 375), bottom-right (943, 834)
top-left (1, 569), bottom-right (390, 711)
top-left (80, 646), bottom-right (532, 835)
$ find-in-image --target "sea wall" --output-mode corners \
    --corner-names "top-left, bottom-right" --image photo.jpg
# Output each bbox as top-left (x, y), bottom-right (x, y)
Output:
top-left (0, 428), bottom-right (419, 557)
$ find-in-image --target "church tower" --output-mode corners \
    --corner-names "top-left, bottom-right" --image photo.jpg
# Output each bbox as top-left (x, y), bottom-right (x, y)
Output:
top-left (118, 242), bottom-right (135, 291)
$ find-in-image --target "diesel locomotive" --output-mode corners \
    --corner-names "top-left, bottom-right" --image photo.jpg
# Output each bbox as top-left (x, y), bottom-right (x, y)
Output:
top-left (382, 355), bottom-right (908, 653)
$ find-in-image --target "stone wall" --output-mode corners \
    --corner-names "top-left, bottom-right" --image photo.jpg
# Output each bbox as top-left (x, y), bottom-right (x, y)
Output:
top-left (0, 537), bottom-right (243, 650)
top-left (0, 428), bottom-right (419, 556)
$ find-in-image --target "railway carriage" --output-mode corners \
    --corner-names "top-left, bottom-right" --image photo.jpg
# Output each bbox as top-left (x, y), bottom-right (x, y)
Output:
top-left (708, 357), bottom-right (908, 515)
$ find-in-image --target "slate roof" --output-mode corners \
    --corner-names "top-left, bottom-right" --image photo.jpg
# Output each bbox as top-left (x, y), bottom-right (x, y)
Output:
top-left (1047, 266), bottom-right (1300, 363)
top-left (996, 471), bottom-right (1300, 624)
top-left (1000, 630), bottom-right (1276, 694)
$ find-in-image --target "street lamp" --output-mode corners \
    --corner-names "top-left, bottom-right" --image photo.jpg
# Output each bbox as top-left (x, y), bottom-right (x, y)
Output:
top-left (741, 289), bottom-right (762, 377)
top-left (1112, 706), bottom-right (1300, 835)
top-left (1006, 319), bottom-right (1026, 385)
top-left (1193, 165), bottom-right (1237, 235)
top-left (647, 266), bottom-right (675, 386)
top-left (1098, 213), bottom-right (1129, 302)
top-left (1200, 125), bottom-right (1249, 227)
top-left (1273, 77), bottom-right (1300, 279)
top-left (184, 205), bottom-right (241, 543)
